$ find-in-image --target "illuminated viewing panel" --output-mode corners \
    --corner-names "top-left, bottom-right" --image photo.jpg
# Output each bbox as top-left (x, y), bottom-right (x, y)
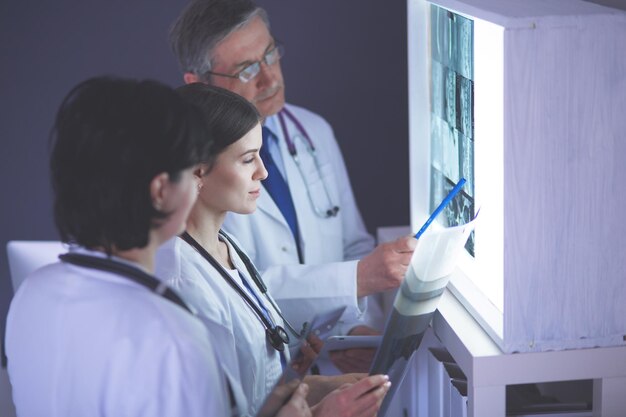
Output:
top-left (426, 3), bottom-right (504, 336)
top-left (410, 0), bottom-right (626, 353)
top-left (429, 5), bottom-right (475, 255)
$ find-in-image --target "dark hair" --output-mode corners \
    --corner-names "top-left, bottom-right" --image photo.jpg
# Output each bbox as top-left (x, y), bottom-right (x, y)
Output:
top-left (176, 83), bottom-right (260, 170)
top-left (50, 76), bottom-right (212, 253)
top-left (169, 0), bottom-right (269, 77)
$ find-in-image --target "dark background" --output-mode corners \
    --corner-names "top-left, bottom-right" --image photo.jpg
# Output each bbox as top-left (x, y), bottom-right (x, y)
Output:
top-left (3, 0), bottom-right (623, 364)
top-left (0, 1), bottom-right (409, 351)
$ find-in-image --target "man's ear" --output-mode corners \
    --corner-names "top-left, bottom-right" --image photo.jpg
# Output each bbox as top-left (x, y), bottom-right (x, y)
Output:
top-left (150, 172), bottom-right (170, 211)
top-left (183, 72), bottom-right (201, 85)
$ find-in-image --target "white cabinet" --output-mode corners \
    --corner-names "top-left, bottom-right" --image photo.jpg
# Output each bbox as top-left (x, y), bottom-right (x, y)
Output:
top-left (405, 0), bottom-right (626, 415)
top-left (408, 0), bottom-right (626, 353)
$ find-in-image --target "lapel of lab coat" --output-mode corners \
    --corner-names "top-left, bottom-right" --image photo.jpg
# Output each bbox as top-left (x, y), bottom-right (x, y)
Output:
top-left (256, 183), bottom-right (286, 227)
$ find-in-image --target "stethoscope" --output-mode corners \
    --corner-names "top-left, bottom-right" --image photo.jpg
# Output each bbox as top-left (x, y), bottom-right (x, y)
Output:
top-left (59, 252), bottom-right (194, 314)
top-left (59, 251), bottom-right (240, 412)
top-left (277, 107), bottom-right (340, 218)
top-left (180, 231), bottom-right (307, 353)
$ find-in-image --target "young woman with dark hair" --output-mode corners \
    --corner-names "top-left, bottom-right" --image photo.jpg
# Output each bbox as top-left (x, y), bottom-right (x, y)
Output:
top-left (156, 82), bottom-right (390, 417)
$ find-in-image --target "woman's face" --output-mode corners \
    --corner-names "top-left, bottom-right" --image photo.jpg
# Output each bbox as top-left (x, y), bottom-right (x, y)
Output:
top-left (200, 123), bottom-right (268, 215)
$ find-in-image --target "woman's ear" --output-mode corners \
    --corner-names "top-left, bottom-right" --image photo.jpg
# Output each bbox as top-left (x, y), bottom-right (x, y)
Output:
top-left (193, 165), bottom-right (205, 179)
top-left (150, 172), bottom-right (170, 211)
top-left (194, 164), bottom-right (210, 193)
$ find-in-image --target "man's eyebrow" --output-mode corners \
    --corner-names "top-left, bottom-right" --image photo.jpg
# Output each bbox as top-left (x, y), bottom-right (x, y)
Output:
top-left (232, 41), bottom-right (276, 71)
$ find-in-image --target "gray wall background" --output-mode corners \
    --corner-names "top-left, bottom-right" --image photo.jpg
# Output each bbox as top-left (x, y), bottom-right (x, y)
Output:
top-left (0, 1), bottom-right (409, 354)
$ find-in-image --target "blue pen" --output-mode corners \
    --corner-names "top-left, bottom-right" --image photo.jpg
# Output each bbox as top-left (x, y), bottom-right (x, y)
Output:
top-left (414, 178), bottom-right (467, 239)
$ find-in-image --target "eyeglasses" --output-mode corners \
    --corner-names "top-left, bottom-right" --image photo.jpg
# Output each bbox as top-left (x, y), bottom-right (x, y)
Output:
top-left (204, 43), bottom-right (284, 84)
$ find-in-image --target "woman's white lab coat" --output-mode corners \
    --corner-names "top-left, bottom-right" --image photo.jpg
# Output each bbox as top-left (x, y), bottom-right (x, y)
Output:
top-left (156, 235), bottom-right (288, 416)
top-left (223, 103), bottom-right (376, 335)
top-left (6, 248), bottom-right (232, 417)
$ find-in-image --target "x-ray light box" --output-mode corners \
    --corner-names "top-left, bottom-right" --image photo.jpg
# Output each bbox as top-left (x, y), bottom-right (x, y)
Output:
top-left (408, 0), bottom-right (626, 353)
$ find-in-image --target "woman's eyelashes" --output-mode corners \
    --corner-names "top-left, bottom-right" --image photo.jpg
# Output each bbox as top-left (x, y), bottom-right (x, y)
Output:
top-left (242, 152), bottom-right (260, 164)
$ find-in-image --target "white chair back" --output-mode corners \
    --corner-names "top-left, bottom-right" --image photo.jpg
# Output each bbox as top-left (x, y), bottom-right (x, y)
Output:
top-left (6, 241), bottom-right (67, 292)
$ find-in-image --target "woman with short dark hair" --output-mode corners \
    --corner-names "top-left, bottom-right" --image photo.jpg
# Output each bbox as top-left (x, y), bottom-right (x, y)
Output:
top-left (5, 76), bottom-right (310, 417)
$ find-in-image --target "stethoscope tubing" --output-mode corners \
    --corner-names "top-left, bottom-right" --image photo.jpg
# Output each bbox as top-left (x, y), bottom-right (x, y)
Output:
top-left (59, 252), bottom-right (194, 314)
top-left (277, 109), bottom-right (340, 218)
top-left (278, 107), bottom-right (315, 154)
top-left (218, 231), bottom-right (305, 339)
top-left (59, 251), bottom-right (240, 412)
top-left (180, 231), bottom-right (303, 351)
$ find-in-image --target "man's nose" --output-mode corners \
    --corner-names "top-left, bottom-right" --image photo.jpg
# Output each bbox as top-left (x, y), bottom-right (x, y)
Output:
top-left (255, 61), bottom-right (277, 86)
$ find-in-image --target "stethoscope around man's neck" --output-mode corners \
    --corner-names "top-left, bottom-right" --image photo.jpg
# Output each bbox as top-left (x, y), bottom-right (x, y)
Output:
top-left (276, 108), bottom-right (340, 218)
top-left (180, 230), bottom-right (306, 353)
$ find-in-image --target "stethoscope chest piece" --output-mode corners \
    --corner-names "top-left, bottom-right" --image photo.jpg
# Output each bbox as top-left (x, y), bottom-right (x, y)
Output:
top-left (181, 231), bottom-right (299, 353)
top-left (266, 325), bottom-right (290, 352)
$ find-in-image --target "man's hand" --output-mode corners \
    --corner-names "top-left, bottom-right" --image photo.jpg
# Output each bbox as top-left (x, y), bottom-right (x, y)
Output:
top-left (356, 236), bottom-right (417, 297)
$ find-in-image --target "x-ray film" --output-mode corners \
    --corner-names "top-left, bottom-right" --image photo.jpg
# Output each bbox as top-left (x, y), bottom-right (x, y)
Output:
top-left (369, 217), bottom-right (476, 415)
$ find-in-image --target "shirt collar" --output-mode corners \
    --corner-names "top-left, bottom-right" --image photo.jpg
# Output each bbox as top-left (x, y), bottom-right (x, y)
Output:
top-left (263, 114), bottom-right (280, 144)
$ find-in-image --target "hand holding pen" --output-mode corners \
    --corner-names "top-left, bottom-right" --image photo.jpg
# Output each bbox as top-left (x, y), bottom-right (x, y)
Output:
top-left (355, 178), bottom-right (466, 297)
top-left (414, 178), bottom-right (467, 240)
